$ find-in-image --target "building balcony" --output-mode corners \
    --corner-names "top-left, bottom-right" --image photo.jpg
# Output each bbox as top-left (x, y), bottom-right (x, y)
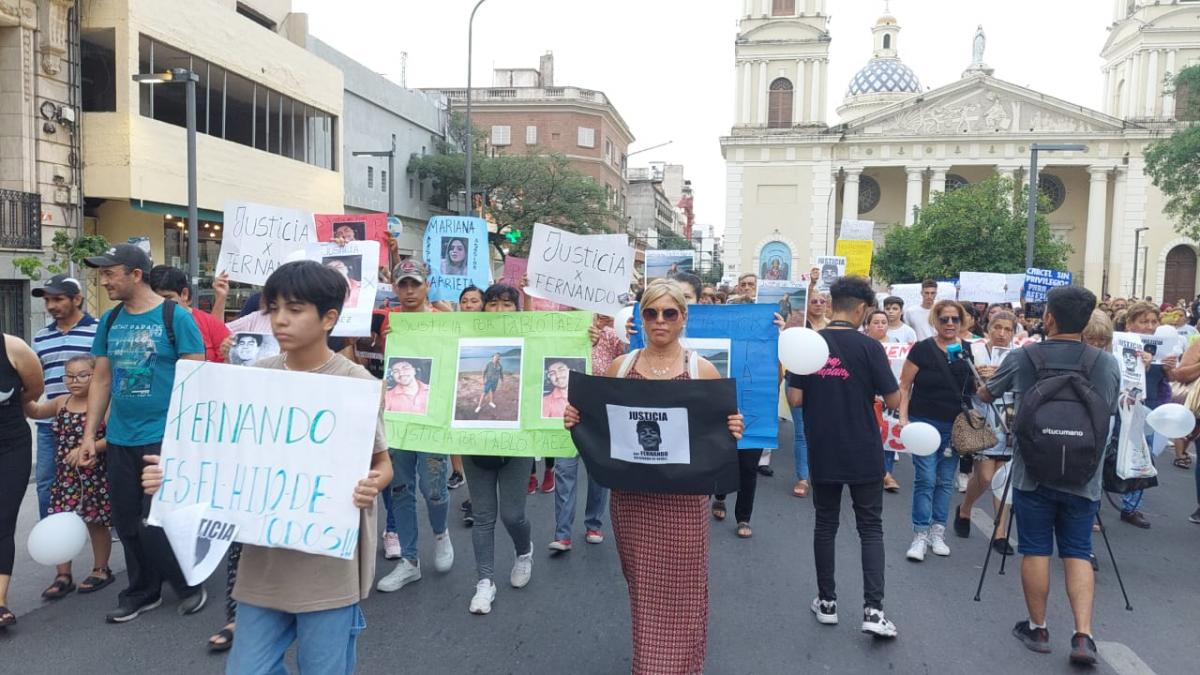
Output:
top-left (0, 190), bottom-right (42, 250)
top-left (438, 86), bottom-right (611, 107)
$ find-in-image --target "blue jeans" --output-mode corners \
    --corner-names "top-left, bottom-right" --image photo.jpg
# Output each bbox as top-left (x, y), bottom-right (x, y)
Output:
top-left (553, 457), bottom-right (608, 541)
top-left (388, 450), bottom-right (449, 563)
top-left (227, 602), bottom-right (365, 675)
top-left (35, 423), bottom-right (55, 518)
top-left (1120, 490), bottom-right (1143, 513)
top-left (791, 408), bottom-right (809, 481)
top-left (884, 451), bottom-right (896, 475)
top-left (910, 417), bottom-right (958, 533)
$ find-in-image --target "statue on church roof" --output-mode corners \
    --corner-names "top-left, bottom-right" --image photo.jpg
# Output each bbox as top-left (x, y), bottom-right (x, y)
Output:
top-left (973, 25), bottom-right (986, 65)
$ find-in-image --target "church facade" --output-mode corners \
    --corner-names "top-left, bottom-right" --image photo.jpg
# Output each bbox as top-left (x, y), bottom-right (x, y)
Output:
top-left (721, 0), bottom-right (1200, 301)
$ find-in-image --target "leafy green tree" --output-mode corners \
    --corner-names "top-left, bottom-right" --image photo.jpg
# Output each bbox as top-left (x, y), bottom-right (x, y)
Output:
top-left (12, 231), bottom-right (110, 280)
top-left (409, 113), bottom-right (616, 257)
top-left (874, 176), bottom-right (1071, 284)
top-left (1145, 65), bottom-right (1200, 239)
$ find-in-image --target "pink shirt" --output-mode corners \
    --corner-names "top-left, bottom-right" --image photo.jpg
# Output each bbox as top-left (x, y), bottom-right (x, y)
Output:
top-left (386, 379), bottom-right (430, 414)
top-left (541, 387), bottom-right (569, 418)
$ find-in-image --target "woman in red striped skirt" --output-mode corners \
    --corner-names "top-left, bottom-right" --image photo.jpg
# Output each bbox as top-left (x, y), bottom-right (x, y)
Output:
top-left (566, 279), bottom-right (744, 674)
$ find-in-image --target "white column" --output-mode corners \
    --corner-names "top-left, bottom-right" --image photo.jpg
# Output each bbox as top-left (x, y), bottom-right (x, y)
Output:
top-left (1129, 51), bottom-right (1143, 118)
top-left (819, 58), bottom-right (828, 123)
top-left (1165, 50), bottom-right (1178, 118)
top-left (760, 0), bottom-right (770, 15)
top-left (757, 60), bottom-right (769, 125)
top-left (793, 59), bottom-right (806, 125)
top-left (1108, 167), bottom-right (1128, 296)
top-left (741, 61), bottom-right (752, 125)
top-left (810, 58), bottom-right (824, 123)
top-left (842, 169), bottom-right (862, 222)
top-left (929, 168), bottom-right (947, 196)
top-left (1103, 67), bottom-right (1114, 116)
top-left (1145, 49), bottom-right (1160, 118)
top-left (998, 165), bottom-right (1020, 208)
top-left (904, 168), bottom-right (924, 226)
top-left (1084, 167), bottom-right (1112, 293)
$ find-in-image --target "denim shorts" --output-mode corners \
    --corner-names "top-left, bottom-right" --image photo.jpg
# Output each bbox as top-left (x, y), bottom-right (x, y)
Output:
top-left (1012, 486), bottom-right (1099, 560)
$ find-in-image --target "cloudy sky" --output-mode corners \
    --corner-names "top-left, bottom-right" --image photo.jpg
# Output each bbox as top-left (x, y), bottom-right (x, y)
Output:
top-left (293, 0), bottom-right (1114, 235)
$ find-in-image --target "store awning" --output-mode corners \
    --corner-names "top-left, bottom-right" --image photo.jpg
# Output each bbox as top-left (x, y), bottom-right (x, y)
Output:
top-left (132, 199), bottom-right (224, 223)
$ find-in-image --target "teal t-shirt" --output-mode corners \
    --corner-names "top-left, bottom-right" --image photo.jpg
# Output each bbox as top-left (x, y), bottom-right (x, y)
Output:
top-left (92, 302), bottom-right (204, 445)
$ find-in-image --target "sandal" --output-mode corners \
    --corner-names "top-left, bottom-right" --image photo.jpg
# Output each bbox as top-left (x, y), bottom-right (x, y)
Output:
top-left (712, 500), bottom-right (727, 521)
top-left (0, 606), bottom-right (15, 628)
top-left (792, 480), bottom-right (809, 498)
top-left (79, 567), bottom-right (114, 594)
top-left (208, 625), bottom-right (235, 652)
top-left (736, 522), bottom-right (753, 538)
top-left (41, 574), bottom-right (75, 600)
top-left (1173, 455), bottom-right (1193, 470)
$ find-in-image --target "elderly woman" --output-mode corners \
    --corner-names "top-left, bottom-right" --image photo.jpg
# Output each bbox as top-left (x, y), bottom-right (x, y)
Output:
top-left (564, 279), bottom-right (744, 674)
top-left (898, 299), bottom-right (976, 562)
top-left (807, 292), bottom-right (830, 331)
top-left (954, 310), bottom-right (1018, 554)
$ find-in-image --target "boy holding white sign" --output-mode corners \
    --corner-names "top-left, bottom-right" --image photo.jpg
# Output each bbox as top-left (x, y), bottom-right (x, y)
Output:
top-left (142, 261), bottom-right (392, 674)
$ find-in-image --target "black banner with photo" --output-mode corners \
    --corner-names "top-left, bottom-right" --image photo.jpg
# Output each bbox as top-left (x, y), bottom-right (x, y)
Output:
top-left (567, 372), bottom-right (740, 495)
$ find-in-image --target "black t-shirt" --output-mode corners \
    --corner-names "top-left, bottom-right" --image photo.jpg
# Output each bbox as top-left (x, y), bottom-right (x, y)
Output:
top-left (788, 328), bottom-right (899, 484)
top-left (906, 337), bottom-right (974, 423)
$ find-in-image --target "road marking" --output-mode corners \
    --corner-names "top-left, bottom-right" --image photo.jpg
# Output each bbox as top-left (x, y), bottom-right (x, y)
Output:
top-left (970, 506), bottom-right (1009, 541)
top-left (1097, 641), bottom-right (1157, 675)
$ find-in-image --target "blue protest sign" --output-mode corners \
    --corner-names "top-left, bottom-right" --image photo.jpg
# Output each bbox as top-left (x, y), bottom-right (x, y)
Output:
top-left (423, 216), bottom-right (492, 301)
top-left (633, 304), bottom-right (779, 450)
top-left (1024, 268), bottom-right (1072, 302)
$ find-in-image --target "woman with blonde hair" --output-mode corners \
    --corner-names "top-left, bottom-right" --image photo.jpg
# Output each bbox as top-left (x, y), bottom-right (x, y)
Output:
top-left (564, 279), bottom-right (744, 674)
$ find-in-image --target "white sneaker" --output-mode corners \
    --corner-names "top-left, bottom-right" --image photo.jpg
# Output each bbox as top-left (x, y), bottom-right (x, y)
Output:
top-left (810, 597), bottom-right (838, 625)
top-left (510, 552), bottom-right (533, 588)
top-left (474, 406), bottom-right (481, 413)
top-left (929, 524), bottom-right (951, 556)
top-left (468, 579), bottom-right (496, 615)
top-left (956, 473), bottom-right (969, 493)
top-left (488, 401), bottom-right (496, 408)
top-left (862, 608), bottom-right (898, 638)
top-left (382, 531), bottom-right (401, 560)
top-left (906, 532), bottom-right (928, 562)
top-left (376, 558), bottom-right (421, 592)
top-left (433, 532), bottom-right (454, 572)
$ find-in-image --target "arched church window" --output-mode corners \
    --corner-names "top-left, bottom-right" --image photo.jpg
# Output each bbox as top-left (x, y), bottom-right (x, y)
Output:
top-left (945, 174), bottom-right (969, 192)
top-left (858, 175), bottom-right (881, 213)
top-left (883, 34), bottom-right (891, 50)
top-left (771, 0), bottom-right (795, 16)
top-left (1038, 174), bottom-right (1066, 213)
top-left (768, 78), bottom-right (794, 129)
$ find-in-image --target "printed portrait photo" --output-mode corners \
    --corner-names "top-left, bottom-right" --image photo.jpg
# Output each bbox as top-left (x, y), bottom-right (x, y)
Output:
top-left (541, 357), bottom-right (587, 419)
top-left (384, 357), bottom-right (434, 415)
top-left (453, 338), bottom-right (524, 428)
top-left (332, 221), bottom-right (366, 243)
top-left (606, 404), bottom-right (691, 465)
top-left (681, 338), bottom-right (731, 378)
top-left (322, 254), bottom-right (364, 308)
top-left (644, 251), bottom-right (695, 281)
top-left (441, 236), bottom-right (470, 276)
top-left (229, 332), bottom-right (280, 366)
top-left (1121, 346), bottom-right (1139, 375)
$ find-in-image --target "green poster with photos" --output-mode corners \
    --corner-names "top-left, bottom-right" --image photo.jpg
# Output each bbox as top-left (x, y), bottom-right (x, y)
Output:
top-left (383, 311), bottom-right (592, 457)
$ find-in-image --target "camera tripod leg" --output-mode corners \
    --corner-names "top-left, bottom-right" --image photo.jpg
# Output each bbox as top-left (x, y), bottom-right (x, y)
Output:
top-left (1094, 511), bottom-right (1133, 611)
top-left (973, 459), bottom-right (1015, 601)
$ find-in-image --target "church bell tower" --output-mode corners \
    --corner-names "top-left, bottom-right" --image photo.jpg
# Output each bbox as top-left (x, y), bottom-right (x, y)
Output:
top-left (733, 0), bottom-right (832, 129)
top-left (1101, 0), bottom-right (1200, 121)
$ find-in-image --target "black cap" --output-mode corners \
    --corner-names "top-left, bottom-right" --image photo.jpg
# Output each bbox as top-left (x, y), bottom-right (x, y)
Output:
top-left (31, 274), bottom-right (83, 298)
top-left (84, 244), bottom-right (152, 274)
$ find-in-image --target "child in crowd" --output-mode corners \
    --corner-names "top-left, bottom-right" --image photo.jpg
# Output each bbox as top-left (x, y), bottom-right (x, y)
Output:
top-left (24, 355), bottom-right (114, 600)
top-left (142, 261), bottom-right (392, 673)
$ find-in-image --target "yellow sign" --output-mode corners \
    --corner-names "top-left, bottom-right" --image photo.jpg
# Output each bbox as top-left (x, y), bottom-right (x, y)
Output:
top-left (835, 239), bottom-right (874, 277)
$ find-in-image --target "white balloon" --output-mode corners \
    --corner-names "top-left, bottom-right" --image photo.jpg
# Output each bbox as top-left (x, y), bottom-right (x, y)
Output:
top-left (991, 463), bottom-right (1014, 505)
top-left (778, 327), bottom-right (829, 375)
top-left (616, 306), bottom-right (634, 345)
top-left (1154, 325), bottom-right (1177, 338)
top-left (900, 422), bottom-right (942, 457)
top-left (1146, 403), bottom-right (1196, 439)
top-left (27, 512), bottom-right (88, 566)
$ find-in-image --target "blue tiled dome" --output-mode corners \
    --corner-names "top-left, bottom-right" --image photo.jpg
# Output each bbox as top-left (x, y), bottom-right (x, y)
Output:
top-left (846, 58), bottom-right (922, 97)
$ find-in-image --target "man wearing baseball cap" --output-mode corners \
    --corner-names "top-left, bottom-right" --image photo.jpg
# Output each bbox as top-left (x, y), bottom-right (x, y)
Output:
top-left (80, 244), bottom-right (209, 623)
top-left (30, 275), bottom-right (98, 528)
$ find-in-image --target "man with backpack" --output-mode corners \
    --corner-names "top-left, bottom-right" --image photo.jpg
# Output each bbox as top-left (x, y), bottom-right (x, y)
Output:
top-left (978, 286), bottom-right (1120, 667)
top-left (79, 245), bottom-right (209, 624)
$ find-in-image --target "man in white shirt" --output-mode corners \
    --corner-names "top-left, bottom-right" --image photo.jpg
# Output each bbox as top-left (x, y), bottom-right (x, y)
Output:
top-left (903, 280), bottom-right (938, 341)
top-left (883, 296), bottom-right (917, 344)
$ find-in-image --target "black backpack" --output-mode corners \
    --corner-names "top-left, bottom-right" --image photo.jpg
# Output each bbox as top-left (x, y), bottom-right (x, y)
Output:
top-left (1013, 342), bottom-right (1111, 486)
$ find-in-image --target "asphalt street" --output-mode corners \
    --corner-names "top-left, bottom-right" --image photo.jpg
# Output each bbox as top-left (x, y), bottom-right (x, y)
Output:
top-left (2, 441), bottom-right (1195, 674)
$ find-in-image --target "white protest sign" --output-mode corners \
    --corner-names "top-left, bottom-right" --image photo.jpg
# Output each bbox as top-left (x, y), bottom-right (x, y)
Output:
top-left (217, 202), bottom-right (316, 285)
top-left (306, 240), bottom-right (380, 338)
top-left (813, 256), bottom-right (847, 292)
top-left (839, 219), bottom-right (875, 242)
top-left (162, 503), bottom-right (238, 586)
top-left (525, 223), bottom-right (634, 317)
top-left (1004, 274), bottom-right (1026, 304)
top-left (149, 361), bottom-right (381, 559)
top-left (1113, 333), bottom-right (1148, 396)
top-left (889, 284), bottom-right (922, 309)
top-left (884, 343), bottom-right (912, 381)
top-left (958, 272), bottom-right (1009, 304)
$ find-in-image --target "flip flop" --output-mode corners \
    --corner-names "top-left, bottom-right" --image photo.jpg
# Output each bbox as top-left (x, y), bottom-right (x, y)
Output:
top-left (736, 522), bottom-right (753, 538)
top-left (79, 567), bottom-right (114, 594)
top-left (0, 606), bottom-right (15, 628)
top-left (208, 627), bottom-right (235, 652)
top-left (41, 574), bottom-right (75, 600)
top-left (711, 501), bottom-right (727, 521)
top-left (792, 481), bottom-right (809, 498)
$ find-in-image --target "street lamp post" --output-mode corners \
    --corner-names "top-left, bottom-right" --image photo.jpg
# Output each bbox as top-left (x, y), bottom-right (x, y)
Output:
top-left (352, 133), bottom-right (397, 219)
top-left (1025, 143), bottom-right (1087, 270)
top-left (465, 0), bottom-right (488, 217)
top-left (1132, 226), bottom-right (1150, 298)
top-left (133, 68), bottom-right (200, 287)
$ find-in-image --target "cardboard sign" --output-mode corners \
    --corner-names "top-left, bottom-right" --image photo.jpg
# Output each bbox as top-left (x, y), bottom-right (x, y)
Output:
top-left (424, 216), bottom-right (492, 302)
top-left (306, 241), bottom-right (380, 337)
top-left (813, 256), bottom-right (846, 293)
top-left (644, 250), bottom-right (697, 281)
top-left (568, 373), bottom-right (740, 495)
top-left (315, 213), bottom-right (390, 267)
top-left (632, 304), bottom-right (779, 450)
top-left (500, 256), bottom-right (571, 311)
top-left (525, 224), bottom-right (634, 318)
top-left (217, 202), bottom-right (317, 285)
top-left (839, 219), bottom-right (875, 242)
top-left (384, 311), bottom-right (592, 457)
top-left (1004, 274), bottom-right (1026, 304)
top-left (1024, 268), bottom-right (1072, 302)
top-left (756, 279), bottom-right (808, 320)
top-left (148, 361), bottom-right (381, 559)
top-left (958, 271), bottom-right (1009, 304)
top-left (835, 240), bottom-right (874, 278)
top-left (884, 343), bottom-right (912, 381)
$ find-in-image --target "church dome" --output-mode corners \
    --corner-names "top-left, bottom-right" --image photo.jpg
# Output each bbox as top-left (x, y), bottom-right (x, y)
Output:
top-left (846, 58), bottom-right (922, 97)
